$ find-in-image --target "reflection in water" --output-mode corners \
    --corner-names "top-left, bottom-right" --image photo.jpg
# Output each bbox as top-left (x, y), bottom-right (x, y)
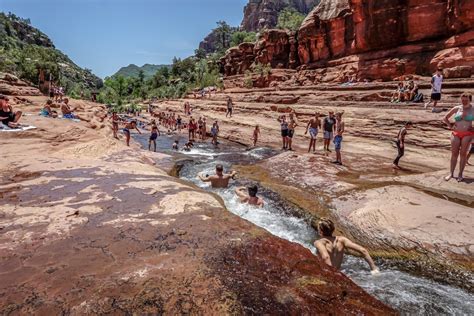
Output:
top-left (135, 134), bottom-right (474, 315)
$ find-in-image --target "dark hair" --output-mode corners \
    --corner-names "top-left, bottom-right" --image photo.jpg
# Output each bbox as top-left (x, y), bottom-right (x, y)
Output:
top-left (0, 94), bottom-right (9, 101)
top-left (248, 185), bottom-right (258, 197)
top-left (47, 99), bottom-right (53, 105)
top-left (405, 121), bottom-right (413, 126)
top-left (317, 218), bottom-right (335, 237)
top-left (216, 164), bottom-right (224, 172)
top-left (461, 92), bottom-right (472, 101)
top-left (437, 68), bottom-right (443, 72)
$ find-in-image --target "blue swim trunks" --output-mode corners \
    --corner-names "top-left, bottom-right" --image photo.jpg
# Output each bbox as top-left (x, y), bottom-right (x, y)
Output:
top-left (309, 127), bottom-right (318, 139)
top-left (334, 135), bottom-right (343, 150)
top-left (63, 113), bottom-right (76, 119)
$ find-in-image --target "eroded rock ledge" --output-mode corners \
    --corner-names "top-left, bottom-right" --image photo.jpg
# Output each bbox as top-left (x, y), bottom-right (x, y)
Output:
top-left (0, 96), bottom-right (393, 314)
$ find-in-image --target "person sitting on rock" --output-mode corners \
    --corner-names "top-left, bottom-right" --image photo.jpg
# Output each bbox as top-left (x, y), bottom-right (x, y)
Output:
top-left (40, 99), bottom-right (58, 118)
top-left (198, 164), bottom-right (236, 188)
top-left (0, 94), bottom-right (22, 128)
top-left (61, 98), bottom-right (77, 119)
top-left (314, 218), bottom-right (379, 274)
top-left (235, 185), bottom-right (264, 207)
top-left (391, 82), bottom-right (405, 103)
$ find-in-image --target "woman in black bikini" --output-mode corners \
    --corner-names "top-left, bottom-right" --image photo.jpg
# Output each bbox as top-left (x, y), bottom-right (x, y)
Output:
top-left (277, 115), bottom-right (289, 150)
top-left (0, 95), bottom-right (22, 128)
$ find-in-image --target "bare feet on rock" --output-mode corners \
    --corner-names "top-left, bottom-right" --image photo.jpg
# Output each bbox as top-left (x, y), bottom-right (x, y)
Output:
top-left (444, 174), bottom-right (453, 181)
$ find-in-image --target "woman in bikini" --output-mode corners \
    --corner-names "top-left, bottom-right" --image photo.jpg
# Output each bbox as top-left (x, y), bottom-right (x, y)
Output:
top-left (443, 93), bottom-right (474, 182)
top-left (0, 95), bottom-right (22, 128)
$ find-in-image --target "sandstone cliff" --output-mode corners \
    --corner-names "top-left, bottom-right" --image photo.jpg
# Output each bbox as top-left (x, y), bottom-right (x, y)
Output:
top-left (221, 0), bottom-right (474, 86)
top-left (241, 0), bottom-right (320, 31)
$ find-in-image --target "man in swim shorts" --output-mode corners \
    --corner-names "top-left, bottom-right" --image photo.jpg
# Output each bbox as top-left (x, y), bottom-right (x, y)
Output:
top-left (332, 112), bottom-right (345, 165)
top-left (314, 218), bottom-right (379, 274)
top-left (148, 123), bottom-right (160, 152)
top-left (425, 68), bottom-right (443, 110)
top-left (323, 111), bottom-right (336, 152)
top-left (198, 164), bottom-right (237, 188)
top-left (305, 112), bottom-right (321, 153)
top-left (287, 111), bottom-right (298, 151)
top-left (123, 120), bottom-right (141, 146)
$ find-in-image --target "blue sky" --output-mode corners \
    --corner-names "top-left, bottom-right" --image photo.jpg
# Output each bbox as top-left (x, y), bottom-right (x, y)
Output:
top-left (1, 0), bottom-right (248, 78)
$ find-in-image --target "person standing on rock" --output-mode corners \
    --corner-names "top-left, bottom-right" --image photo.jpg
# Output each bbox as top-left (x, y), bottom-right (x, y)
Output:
top-left (287, 111), bottom-right (298, 151)
top-left (252, 125), bottom-right (261, 147)
top-left (443, 93), bottom-right (474, 182)
top-left (305, 112), bottom-right (321, 153)
top-left (332, 112), bottom-right (345, 165)
top-left (425, 69), bottom-right (443, 110)
top-left (201, 117), bottom-right (207, 141)
top-left (314, 218), bottom-right (379, 274)
top-left (211, 121), bottom-right (219, 147)
top-left (323, 111), bottom-right (336, 152)
top-left (235, 185), bottom-right (265, 207)
top-left (176, 115), bottom-right (183, 133)
top-left (188, 117), bottom-right (197, 141)
top-left (198, 164), bottom-right (237, 188)
top-left (226, 97), bottom-right (234, 118)
top-left (148, 122), bottom-right (160, 152)
top-left (277, 115), bottom-right (289, 150)
top-left (123, 120), bottom-right (141, 147)
top-left (393, 121), bottom-right (413, 169)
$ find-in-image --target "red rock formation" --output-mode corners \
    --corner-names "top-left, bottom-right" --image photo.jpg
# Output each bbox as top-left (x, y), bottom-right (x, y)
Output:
top-left (222, 0), bottom-right (474, 86)
top-left (241, 0), bottom-right (320, 31)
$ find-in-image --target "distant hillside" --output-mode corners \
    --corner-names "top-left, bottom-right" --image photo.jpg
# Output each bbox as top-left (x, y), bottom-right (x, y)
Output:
top-left (112, 64), bottom-right (170, 79)
top-left (0, 12), bottom-right (102, 93)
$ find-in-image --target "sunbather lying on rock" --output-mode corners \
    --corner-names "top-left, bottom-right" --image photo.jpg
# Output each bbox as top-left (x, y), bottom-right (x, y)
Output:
top-left (0, 94), bottom-right (22, 128)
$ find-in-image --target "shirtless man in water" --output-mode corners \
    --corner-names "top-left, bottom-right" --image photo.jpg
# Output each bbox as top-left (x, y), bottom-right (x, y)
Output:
top-left (235, 185), bottom-right (264, 207)
top-left (314, 218), bottom-right (379, 274)
top-left (198, 164), bottom-right (237, 188)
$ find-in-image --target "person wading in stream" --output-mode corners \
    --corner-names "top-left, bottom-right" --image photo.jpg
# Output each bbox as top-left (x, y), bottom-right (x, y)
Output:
top-left (393, 121), bottom-right (413, 169)
top-left (235, 185), bottom-right (264, 207)
top-left (314, 218), bottom-right (379, 274)
top-left (198, 164), bottom-right (237, 188)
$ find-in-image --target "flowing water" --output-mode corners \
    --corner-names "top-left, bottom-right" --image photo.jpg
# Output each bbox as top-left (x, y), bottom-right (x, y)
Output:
top-left (135, 133), bottom-right (474, 315)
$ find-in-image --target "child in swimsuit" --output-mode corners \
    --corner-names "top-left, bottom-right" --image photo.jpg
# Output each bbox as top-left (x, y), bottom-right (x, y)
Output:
top-left (149, 123), bottom-right (160, 152)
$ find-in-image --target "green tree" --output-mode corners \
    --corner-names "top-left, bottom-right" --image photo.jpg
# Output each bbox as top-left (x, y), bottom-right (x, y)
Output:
top-left (277, 8), bottom-right (306, 31)
top-left (214, 21), bottom-right (232, 52)
top-left (230, 31), bottom-right (257, 47)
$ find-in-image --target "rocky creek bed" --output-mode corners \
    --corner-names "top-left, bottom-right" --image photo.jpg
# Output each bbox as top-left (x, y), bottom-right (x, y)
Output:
top-left (134, 133), bottom-right (474, 315)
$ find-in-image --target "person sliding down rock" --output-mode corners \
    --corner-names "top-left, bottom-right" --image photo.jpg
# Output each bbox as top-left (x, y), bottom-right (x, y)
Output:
top-left (314, 218), bottom-right (380, 275)
top-left (235, 185), bottom-right (264, 208)
top-left (198, 164), bottom-right (236, 188)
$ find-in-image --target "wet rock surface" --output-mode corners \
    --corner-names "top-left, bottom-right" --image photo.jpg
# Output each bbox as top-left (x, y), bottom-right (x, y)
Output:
top-left (0, 95), bottom-right (393, 314)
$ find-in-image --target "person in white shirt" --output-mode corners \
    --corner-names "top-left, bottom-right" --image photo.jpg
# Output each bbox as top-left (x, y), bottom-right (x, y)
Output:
top-left (425, 69), bottom-right (443, 109)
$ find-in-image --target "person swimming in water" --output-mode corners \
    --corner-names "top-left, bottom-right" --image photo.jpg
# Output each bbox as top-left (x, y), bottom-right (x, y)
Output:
top-left (443, 93), bottom-right (474, 182)
top-left (148, 123), bottom-right (160, 152)
top-left (314, 218), bottom-right (379, 274)
top-left (198, 164), bottom-right (237, 188)
top-left (235, 185), bottom-right (264, 207)
top-left (172, 140), bottom-right (179, 150)
top-left (305, 112), bottom-right (321, 153)
top-left (123, 120), bottom-right (141, 146)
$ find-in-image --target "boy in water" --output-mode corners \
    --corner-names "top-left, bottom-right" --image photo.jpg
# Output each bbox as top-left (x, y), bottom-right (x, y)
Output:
top-left (305, 112), bottom-right (321, 153)
top-left (252, 125), bottom-right (261, 147)
top-left (393, 121), bottom-right (413, 169)
top-left (148, 123), bottom-right (160, 152)
top-left (123, 120), bottom-right (141, 146)
top-left (172, 140), bottom-right (179, 150)
top-left (332, 112), bottom-right (345, 165)
top-left (235, 185), bottom-right (265, 207)
top-left (198, 164), bottom-right (237, 188)
top-left (314, 218), bottom-right (379, 274)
